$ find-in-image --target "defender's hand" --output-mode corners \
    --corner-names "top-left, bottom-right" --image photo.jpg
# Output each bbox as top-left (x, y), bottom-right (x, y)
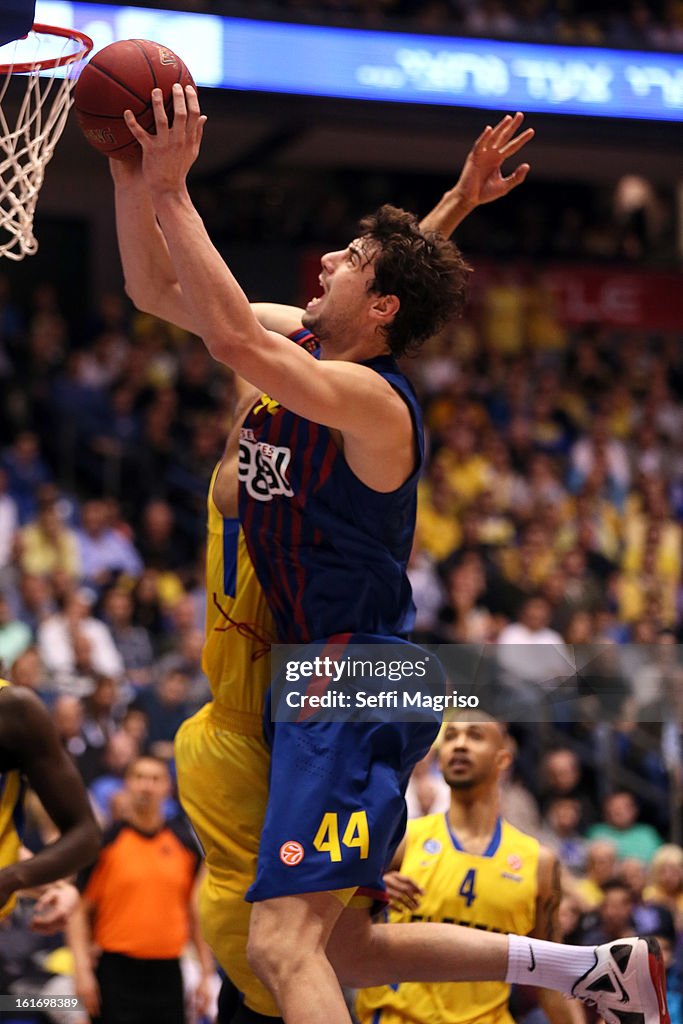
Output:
top-left (30, 882), bottom-right (80, 934)
top-left (453, 112), bottom-right (534, 210)
top-left (384, 871), bottom-right (424, 912)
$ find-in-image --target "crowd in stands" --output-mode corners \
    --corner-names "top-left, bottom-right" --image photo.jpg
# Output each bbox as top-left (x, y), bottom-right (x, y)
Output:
top-left (187, 172), bottom-right (677, 270)
top-left (114, 0), bottom-right (683, 50)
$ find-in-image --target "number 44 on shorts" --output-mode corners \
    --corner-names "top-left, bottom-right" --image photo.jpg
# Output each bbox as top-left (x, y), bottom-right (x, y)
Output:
top-left (313, 811), bottom-right (369, 861)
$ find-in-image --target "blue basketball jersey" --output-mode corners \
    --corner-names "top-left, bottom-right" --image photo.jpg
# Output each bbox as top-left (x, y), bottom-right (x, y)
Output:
top-left (238, 331), bottom-right (424, 643)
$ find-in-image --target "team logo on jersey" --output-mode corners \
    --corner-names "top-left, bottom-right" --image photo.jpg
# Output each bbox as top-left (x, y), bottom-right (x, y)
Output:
top-left (280, 841), bottom-right (305, 866)
top-left (239, 430), bottom-right (294, 502)
top-left (423, 839), bottom-right (442, 854)
top-left (507, 854), bottom-right (522, 871)
top-left (253, 393), bottom-right (281, 416)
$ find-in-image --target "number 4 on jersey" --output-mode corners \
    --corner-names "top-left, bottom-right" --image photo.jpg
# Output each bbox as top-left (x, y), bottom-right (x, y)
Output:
top-left (458, 868), bottom-right (477, 907)
top-left (313, 811), bottom-right (369, 862)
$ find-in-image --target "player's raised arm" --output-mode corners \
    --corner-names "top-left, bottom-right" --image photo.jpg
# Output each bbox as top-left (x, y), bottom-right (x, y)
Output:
top-left (0, 688), bottom-right (100, 906)
top-left (251, 302), bottom-right (306, 336)
top-left (110, 155), bottom-right (197, 332)
top-left (420, 112), bottom-right (534, 238)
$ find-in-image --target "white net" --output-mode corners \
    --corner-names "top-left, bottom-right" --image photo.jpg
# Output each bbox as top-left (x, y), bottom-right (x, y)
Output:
top-left (0, 26), bottom-right (92, 261)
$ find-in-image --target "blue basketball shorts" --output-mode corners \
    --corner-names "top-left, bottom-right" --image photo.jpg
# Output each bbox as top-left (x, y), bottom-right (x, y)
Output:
top-left (245, 634), bottom-right (443, 904)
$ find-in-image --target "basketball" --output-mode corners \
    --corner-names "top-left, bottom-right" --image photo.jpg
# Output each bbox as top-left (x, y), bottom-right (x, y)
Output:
top-left (73, 39), bottom-right (196, 161)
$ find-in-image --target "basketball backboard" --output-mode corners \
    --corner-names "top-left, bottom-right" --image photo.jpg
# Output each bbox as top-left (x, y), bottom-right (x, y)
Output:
top-left (0, 1), bottom-right (36, 48)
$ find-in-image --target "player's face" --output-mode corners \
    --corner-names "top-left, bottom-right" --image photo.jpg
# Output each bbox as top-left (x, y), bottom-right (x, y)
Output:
top-left (439, 721), bottom-right (511, 791)
top-left (302, 238), bottom-right (381, 342)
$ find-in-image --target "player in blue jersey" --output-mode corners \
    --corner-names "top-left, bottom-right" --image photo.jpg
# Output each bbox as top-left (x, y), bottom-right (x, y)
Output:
top-left (115, 92), bottom-right (670, 1024)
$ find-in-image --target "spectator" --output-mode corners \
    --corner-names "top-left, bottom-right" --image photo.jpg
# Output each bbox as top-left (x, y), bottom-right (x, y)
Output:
top-left (76, 499), bottom-right (143, 588)
top-left (156, 628), bottom-right (209, 711)
top-left (82, 675), bottom-right (122, 752)
top-left (50, 687), bottom-right (108, 785)
top-left (2, 430), bottom-right (51, 524)
top-left (540, 796), bottom-right (588, 876)
top-left (131, 569), bottom-right (167, 647)
top-left (587, 791), bottom-right (663, 863)
top-left (0, 591), bottom-right (32, 671)
top-left (137, 499), bottom-right (193, 576)
top-left (577, 839), bottom-right (618, 913)
top-left (619, 856), bottom-right (677, 938)
top-left (538, 747), bottom-right (598, 827)
top-left (568, 413), bottom-right (630, 509)
top-left (120, 706), bottom-right (149, 750)
top-left (133, 668), bottom-right (192, 760)
top-left (498, 523), bottom-right (556, 592)
top-left (633, 628), bottom-right (679, 711)
top-left (10, 646), bottom-right (50, 693)
top-left (416, 466), bottom-right (461, 561)
top-left (52, 694), bottom-right (87, 760)
top-left (101, 585), bottom-right (155, 686)
top-left (406, 537), bottom-right (443, 641)
top-left (643, 844), bottom-right (683, 929)
top-left (38, 589), bottom-right (124, 684)
top-left (578, 879), bottom-right (636, 945)
top-left (497, 595), bottom-right (569, 688)
top-left (89, 730), bottom-right (140, 825)
top-left (0, 466), bottom-right (18, 578)
top-left (437, 555), bottom-right (494, 642)
top-left (433, 421), bottom-right (491, 510)
top-left (18, 486), bottom-right (80, 580)
top-left (15, 572), bottom-right (55, 634)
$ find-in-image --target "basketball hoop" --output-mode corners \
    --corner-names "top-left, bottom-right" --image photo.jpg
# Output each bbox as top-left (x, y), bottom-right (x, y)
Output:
top-left (0, 23), bottom-right (93, 260)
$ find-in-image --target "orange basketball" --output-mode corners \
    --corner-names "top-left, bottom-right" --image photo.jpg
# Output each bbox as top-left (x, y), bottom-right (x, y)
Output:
top-left (74, 38), bottom-right (195, 161)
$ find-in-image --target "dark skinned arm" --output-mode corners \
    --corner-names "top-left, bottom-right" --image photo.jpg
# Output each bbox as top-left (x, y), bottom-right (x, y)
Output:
top-left (0, 687), bottom-right (100, 905)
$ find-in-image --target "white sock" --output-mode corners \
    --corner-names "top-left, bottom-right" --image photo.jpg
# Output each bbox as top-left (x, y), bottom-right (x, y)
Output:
top-left (506, 934), bottom-right (597, 994)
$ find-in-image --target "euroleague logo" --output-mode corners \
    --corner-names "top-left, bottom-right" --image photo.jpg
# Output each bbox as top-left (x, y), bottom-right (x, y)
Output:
top-left (507, 854), bottom-right (522, 871)
top-left (280, 841), bottom-right (305, 866)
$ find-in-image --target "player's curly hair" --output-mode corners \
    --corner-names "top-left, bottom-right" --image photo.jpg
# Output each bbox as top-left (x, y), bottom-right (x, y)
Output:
top-left (358, 204), bottom-right (471, 358)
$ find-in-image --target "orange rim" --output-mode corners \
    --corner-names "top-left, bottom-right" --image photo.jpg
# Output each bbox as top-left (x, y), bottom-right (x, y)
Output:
top-left (0, 23), bottom-right (93, 74)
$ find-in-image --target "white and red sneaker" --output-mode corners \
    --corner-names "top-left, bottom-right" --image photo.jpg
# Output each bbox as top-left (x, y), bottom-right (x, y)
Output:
top-left (571, 937), bottom-right (670, 1024)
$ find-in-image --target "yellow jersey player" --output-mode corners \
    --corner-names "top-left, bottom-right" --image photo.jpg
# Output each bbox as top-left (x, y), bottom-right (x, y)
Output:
top-left (174, 321), bottom-right (315, 1020)
top-left (356, 718), bottom-right (583, 1024)
top-left (0, 679), bottom-right (100, 928)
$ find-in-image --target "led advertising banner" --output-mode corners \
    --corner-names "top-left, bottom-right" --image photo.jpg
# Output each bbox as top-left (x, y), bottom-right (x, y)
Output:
top-left (36, 1), bottom-right (683, 120)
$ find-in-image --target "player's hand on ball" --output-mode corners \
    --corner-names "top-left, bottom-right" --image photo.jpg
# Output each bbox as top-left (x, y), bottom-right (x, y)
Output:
top-left (384, 871), bottom-right (423, 912)
top-left (124, 83), bottom-right (207, 192)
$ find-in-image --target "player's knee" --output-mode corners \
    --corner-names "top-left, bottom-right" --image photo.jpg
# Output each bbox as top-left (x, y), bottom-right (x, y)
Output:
top-left (247, 903), bottom-right (325, 988)
top-left (247, 914), bottom-right (291, 986)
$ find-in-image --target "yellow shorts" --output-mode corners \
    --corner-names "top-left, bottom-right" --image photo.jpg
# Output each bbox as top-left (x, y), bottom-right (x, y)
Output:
top-left (175, 701), bottom-right (279, 1017)
top-left (356, 998), bottom-right (515, 1024)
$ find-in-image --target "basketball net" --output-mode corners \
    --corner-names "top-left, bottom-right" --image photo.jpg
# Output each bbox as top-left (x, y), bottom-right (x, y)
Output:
top-left (0, 24), bottom-right (92, 260)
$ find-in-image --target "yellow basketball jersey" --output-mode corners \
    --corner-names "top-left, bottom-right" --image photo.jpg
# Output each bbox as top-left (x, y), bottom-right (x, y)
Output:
top-left (0, 679), bottom-right (25, 919)
top-left (356, 814), bottom-right (540, 1024)
top-left (202, 465), bottom-right (274, 716)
